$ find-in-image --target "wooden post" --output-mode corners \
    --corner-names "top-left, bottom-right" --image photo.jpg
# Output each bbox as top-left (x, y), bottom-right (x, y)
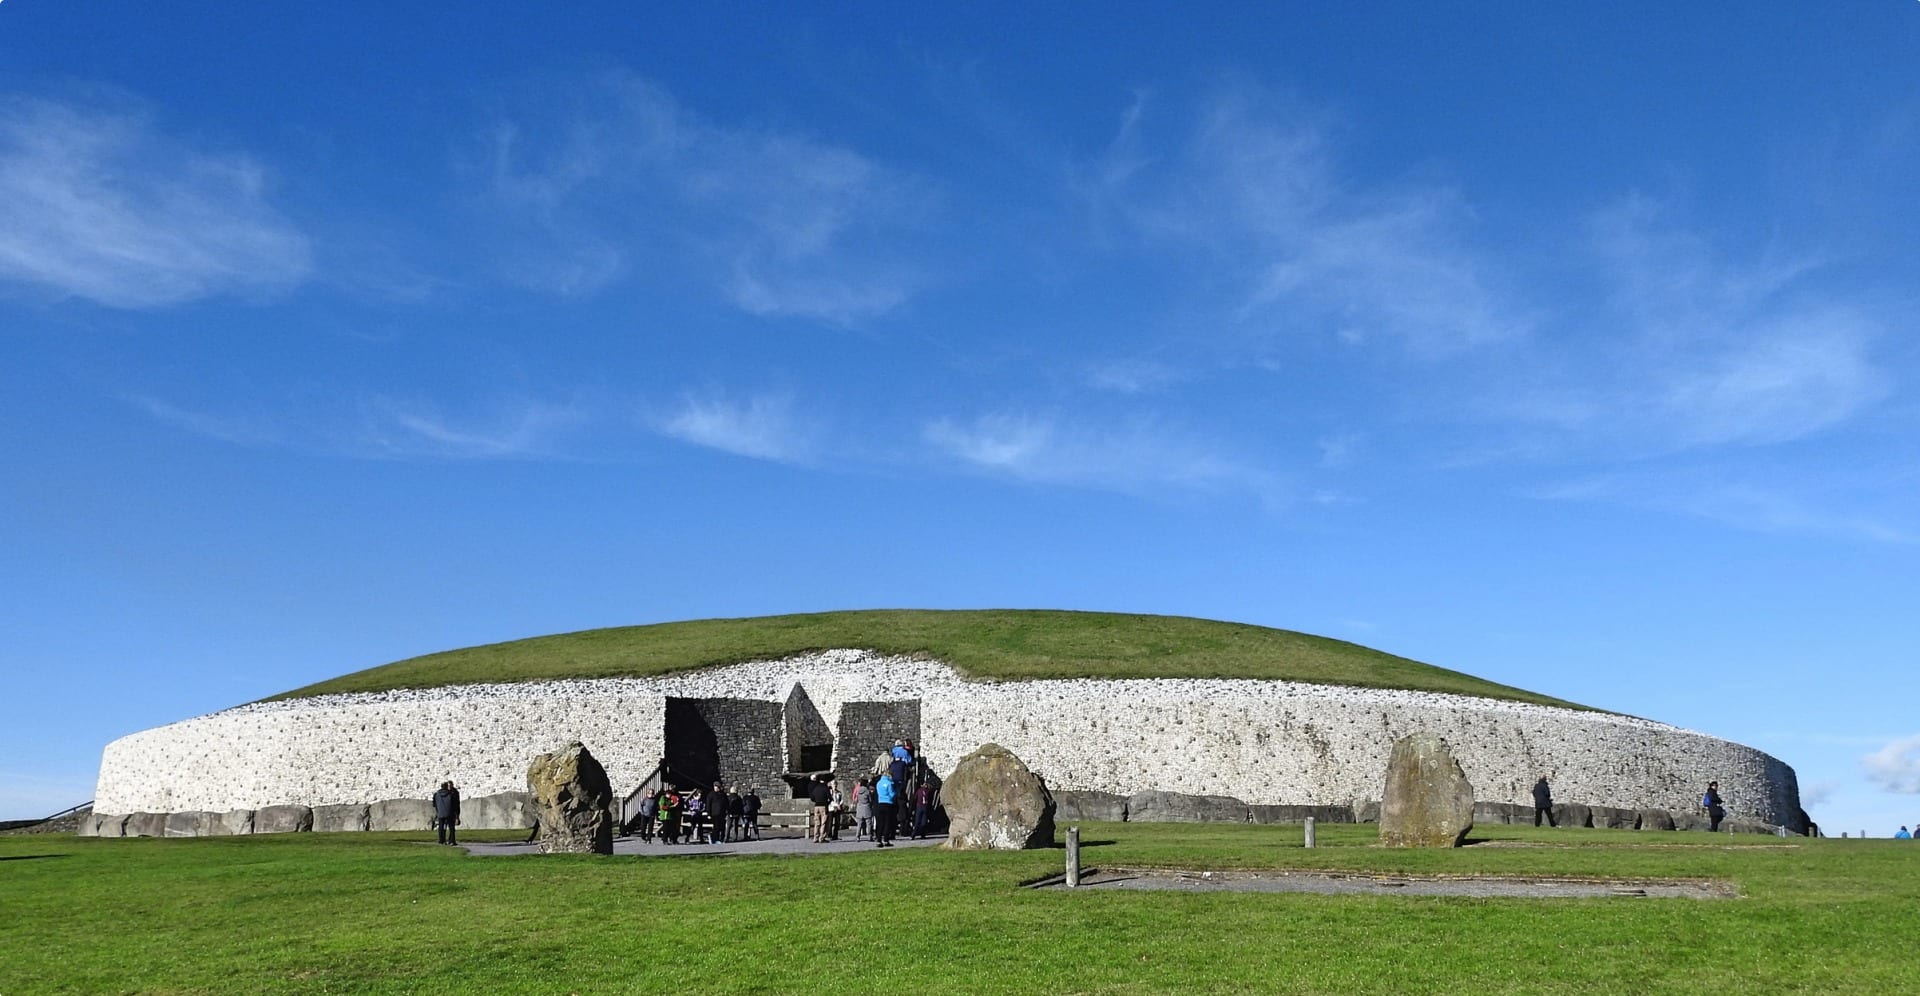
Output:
top-left (1066, 825), bottom-right (1081, 888)
top-left (1303, 816), bottom-right (1316, 849)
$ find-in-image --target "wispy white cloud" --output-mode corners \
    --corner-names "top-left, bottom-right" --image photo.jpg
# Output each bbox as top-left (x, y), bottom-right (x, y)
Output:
top-left (1531, 470), bottom-right (1915, 545)
top-left (126, 395), bottom-right (287, 447)
top-left (130, 392), bottom-right (585, 461)
top-left (1864, 734), bottom-right (1920, 795)
top-left (1087, 87), bottom-right (1527, 355)
top-left (924, 411), bottom-right (1282, 500)
top-left (652, 393), bottom-right (816, 464)
top-left (481, 74), bottom-right (933, 322)
top-left (0, 94), bottom-right (310, 308)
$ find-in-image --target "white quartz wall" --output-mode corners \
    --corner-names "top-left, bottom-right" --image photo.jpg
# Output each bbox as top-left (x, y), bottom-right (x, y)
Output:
top-left (95, 651), bottom-right (1799, 825)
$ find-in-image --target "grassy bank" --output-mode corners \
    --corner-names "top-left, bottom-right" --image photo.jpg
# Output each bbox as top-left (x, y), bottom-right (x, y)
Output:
top-left (2, 823), bottom-right (1914, 993)
top-left (271, 609), bottom-right (1586, 709)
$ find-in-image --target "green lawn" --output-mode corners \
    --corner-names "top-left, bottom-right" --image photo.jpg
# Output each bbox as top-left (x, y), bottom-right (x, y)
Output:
top-left (270, 609), bottom-right (1588, 709)
top-left (3, 823), bottom-right (1914, 993)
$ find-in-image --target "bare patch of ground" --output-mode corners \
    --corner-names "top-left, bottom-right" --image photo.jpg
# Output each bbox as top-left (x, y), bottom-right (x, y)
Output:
top-left (1032, 867), bottom-right (1736, 899)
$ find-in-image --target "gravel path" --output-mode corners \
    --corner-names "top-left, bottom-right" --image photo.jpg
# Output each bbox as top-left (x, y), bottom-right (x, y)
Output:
top-left (1039, 868), bottom-right (1735, 899)
top-left (463, 831), bottom-right (947, 858)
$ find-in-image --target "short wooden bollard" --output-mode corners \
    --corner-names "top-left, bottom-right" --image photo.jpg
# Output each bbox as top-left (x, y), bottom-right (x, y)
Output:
top-left (1066, 825), bottom-right (1081, 888)
top-left (1303, 816), bottom-right (1316, 849)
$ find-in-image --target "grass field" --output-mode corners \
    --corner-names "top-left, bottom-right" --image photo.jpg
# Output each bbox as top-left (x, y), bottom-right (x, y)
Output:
top-left (271, 609), bottom-right (1588, 710)
top-left (4, 823), bottom-right (1915, 993)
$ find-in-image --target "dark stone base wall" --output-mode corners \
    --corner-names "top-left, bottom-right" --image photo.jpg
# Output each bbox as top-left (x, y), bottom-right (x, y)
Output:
top-left (665, 698), bottom-right (785, 795)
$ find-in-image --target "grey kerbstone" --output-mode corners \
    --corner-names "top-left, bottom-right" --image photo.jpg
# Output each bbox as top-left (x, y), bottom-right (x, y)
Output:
top-left (1550, 803), bottom-right (1593, 829)
top-left (1674, 810), bottom-right (1714, 831)
top-left (164, 811), bottom-right (216, 837)
top-left (463, 791), bottom-right (534, 830)
top-left (1126, 790), bottom-right (1248, 823)
top-left (1353, 800), bottom-right (1382, 823)
top-left (1591, 806), bottom-right (1640, 830)
top-left (254, 805), bottom-right (313, 834)
top-left (1636, 808), bottom-right (1676, 831)
top-left (1051, 790), bottom-right (1128, 823)
top-left (1473, 801), bottom-right (1528, 826)
top-left (1724, 819), bottom-right (1773, 835)
top-left (313, 804), bottom-right (369, 832)
top-left (942, 743), bottom-right (1055, 850)
top-left (213, 809), bottom-right (254, 836)
top-left (123, 812), bottom-right (169, 838)
top-left (1378, 733), bottom-right (1474, 848)
top-left (369, 798), bottom-right (435, 831)
top-left (1250, 804), bottom-right (1355, 825)
top-left (89, 813), bottom-right (128, 838)
top-left (528, 741), bottom-right (614, 854)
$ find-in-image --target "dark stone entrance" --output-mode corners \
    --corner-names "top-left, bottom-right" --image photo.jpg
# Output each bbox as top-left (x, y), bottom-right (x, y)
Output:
top-left (663, 697), bottom-right (784, 791)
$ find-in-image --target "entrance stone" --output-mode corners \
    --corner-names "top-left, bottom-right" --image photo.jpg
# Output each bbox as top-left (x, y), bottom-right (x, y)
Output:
top-left (1378, 733), bottom-right (1475, 848)
top-left (527, 741), bottom-right (615, 855)
top-left (942, 743), bottom-right (1055, 850)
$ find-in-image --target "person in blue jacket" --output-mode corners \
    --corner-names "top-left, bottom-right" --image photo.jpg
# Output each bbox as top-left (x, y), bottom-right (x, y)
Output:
top-left (1897, 826), bottom-right (1912, 839)
top-left (873, 771), bottom-right (898, 848)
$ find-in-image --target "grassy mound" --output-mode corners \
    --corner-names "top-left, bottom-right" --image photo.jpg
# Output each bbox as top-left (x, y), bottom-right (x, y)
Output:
top-left (271, 609), bottom-right (1587, 709)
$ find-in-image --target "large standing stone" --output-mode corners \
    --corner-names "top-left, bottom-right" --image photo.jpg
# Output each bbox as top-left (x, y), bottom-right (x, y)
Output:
top-left (1126, 790), bottom-right (1249, 823)
top-left (1378, 733), bottom-right (1475, 848)
top-left (942, 743), bottom-right (1055, 850)
top-left (254, 805), bottom-right (314, 834)
top-left (527, 741), bottom-right (615, 855)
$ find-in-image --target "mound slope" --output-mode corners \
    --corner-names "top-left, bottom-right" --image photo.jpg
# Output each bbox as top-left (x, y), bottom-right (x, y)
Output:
top-left (270, 609), bottom-right (1589, 710)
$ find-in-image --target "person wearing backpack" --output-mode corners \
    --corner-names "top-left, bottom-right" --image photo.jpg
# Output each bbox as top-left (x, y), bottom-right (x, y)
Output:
top-left (1703, 782), bottom-right (1726, 832)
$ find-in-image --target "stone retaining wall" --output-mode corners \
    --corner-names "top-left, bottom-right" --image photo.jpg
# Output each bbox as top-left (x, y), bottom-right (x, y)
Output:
top-left (90, 651), bottom-right (1804, 835)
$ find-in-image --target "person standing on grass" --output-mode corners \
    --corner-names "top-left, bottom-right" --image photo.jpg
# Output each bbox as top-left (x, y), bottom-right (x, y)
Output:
top-left (874, 770), bottom-right (898, 847)
top-left (1704, 781), bottom-right (1726, 832)
top-left (432, 781), bottom-right (461, 845)
top-left (1532, 777), bottom-right (1556, 827)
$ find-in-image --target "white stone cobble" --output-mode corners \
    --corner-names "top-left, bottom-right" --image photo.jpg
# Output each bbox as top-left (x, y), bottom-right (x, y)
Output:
top-left (94, 651), bottom-right (1800, 826)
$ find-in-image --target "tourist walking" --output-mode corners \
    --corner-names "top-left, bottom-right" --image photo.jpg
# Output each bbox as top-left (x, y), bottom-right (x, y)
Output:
top-left (874, 770), bottom-right (898, 847)
top-left (1703, 781), bottom-right (1726, 832)
top-left (432, 781), bottom-right (461, 845)
top-left (1532, 777), bottom-right (1556, 827)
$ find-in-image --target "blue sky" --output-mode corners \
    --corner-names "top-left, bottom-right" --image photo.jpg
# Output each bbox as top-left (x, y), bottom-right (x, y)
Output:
top-left (2, 2), bottom-right (1916, 833)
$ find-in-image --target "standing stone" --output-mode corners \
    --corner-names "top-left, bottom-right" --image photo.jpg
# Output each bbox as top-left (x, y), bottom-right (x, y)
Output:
top-left (1378, 733), bottom-right (1475, 848)
top-left (941, 743), bottom-right (1055, 850)
top-left (527, 741), bottom-right (615, 855)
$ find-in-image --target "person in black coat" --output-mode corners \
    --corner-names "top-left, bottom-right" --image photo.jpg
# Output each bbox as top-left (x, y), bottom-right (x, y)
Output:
top-left (742, 789), bottom-right (761, 840)
top-left (1532, 777), bottom-right (1556, 827)
top-left (808, 775), bottom-right (833, 843)
top-left (1704, 781), bottom-right (1726, 832)
top-left (432, 781), bottom-right (461, 845)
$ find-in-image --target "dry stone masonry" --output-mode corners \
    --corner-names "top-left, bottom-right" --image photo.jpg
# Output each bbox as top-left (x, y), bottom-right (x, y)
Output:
top-left (87, 651), bottom-right (1805, 836)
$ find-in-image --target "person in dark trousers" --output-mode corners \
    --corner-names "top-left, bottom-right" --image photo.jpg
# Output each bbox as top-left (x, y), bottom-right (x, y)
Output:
top-left (726, 787), bottom-right (743, 842)
top-left (658, 788), bottom-right (682, 844)
top-left (1532, 777), bottom-right (1556, 827)
top-left (710, 781), bottom-right (729, 843)
top-left (742, 788), bottom-right (762, 840)
top-left (1704, 781), bottom-right (1726, 832)
top-left (809, 774), bottom-right (833, 843)
top-left (637, 790), bottom-right (658, 842)
top-left (874, 770), bottom-right (898, 847)
top-left (912, 780), bottom-right (934, 838)
top-left (432, 781), bottom-right (461, 845)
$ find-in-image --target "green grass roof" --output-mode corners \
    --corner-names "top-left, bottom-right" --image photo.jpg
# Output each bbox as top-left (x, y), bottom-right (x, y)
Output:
top-left (268, 608), bottom-right (1589, 709)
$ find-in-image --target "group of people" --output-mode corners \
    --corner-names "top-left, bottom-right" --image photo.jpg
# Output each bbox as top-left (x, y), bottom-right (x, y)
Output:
top-left (806, 738), bottom-right (937, 848)
top-left (1532, 776), bottom-right (1732, 831)
top-left (633, 782), bottom-right (762, 845)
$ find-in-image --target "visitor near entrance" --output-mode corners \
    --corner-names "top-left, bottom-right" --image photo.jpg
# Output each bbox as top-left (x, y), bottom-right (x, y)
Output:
top-left (432, 781), bottom-right (461, 845)
top-left (874, 770), bottom-right (898, 847)
top-left (809, 774), bottom-right (833, 843)
top-left (1703, 781), bottom-right (1726, 832)
top-left (1532, 776), bottom-right (1556, 827)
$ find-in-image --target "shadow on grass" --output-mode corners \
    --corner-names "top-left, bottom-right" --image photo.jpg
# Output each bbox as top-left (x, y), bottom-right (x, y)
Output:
top-left (0, 854), bottom-right (68, 862)
top-left (1047, 839), bottom-right (1117, 849)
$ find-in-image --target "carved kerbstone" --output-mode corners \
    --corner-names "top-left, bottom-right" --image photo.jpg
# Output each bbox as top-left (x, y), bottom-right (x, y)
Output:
top-left (942, 743), bottom-right (1055, 850)
top-left (1378, 733), bottom-right (1475, 848)
top-left (527, 741), bottom-right (614, 855)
